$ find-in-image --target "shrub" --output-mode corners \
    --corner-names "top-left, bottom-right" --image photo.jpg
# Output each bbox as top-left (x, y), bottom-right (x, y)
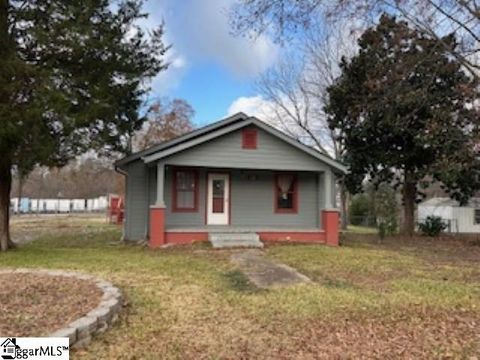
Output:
top-left (375, 183), bottom-right (398, 239)
top-left (418, 216), bottom-right (447, 237)
top-left (349, 194), bottom-right (373, 226)
top-left (378, 219), bottom-right (397, 239)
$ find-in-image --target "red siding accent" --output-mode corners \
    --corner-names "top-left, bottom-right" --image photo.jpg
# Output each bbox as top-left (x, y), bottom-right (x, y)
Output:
top-left (274, 173), bottom-right (298, 214)
top-left (242, 128), bottom-right (257, 149)
top-left (172, 168), bottom-right (199, 212)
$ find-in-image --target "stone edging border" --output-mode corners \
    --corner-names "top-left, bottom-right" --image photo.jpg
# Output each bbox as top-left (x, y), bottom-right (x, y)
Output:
top-left (0, 268), bottom-right (123, 349)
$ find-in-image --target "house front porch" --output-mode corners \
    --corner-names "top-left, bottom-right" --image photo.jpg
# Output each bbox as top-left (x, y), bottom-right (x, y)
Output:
top-left (154, 216), bottom-right (339, 246)
top-left (148, 163), bottom-right (340, 247)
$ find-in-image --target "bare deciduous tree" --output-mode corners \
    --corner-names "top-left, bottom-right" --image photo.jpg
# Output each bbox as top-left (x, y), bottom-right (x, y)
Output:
top-left (256, 23), bottom-right (357, 228)
top-left (12, 157), bottom-right (124, 199)
top-left (230, 0), bottom-right (479, 79)
top-left (258, 58), bottom-right (330, 154)
top-left (133, 98), bottom-right (195, 151)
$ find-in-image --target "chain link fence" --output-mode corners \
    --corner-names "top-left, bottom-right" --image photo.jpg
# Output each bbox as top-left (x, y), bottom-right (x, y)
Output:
top-left (348, 215), bottom-right (377, 228)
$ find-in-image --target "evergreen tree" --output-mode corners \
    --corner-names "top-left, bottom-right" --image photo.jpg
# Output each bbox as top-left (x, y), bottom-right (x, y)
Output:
top-left (0, 0), bottom-right (169, 250)
top-left (326, 15), bottom-right (479, 235)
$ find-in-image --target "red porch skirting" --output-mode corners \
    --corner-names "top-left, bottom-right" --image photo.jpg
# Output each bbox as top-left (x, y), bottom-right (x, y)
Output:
top-left (149, 209), bottom-right (340, 248)
top-left (161, 231), bottom-right (326, 245)
top-left (164, 232), bottom-right (209, 244)
top-left (257, 232), bottom-right (325, 243)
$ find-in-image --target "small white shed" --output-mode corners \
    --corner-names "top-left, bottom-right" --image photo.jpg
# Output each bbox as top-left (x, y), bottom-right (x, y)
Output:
top-left (417, 197), bottom-right (480, 233)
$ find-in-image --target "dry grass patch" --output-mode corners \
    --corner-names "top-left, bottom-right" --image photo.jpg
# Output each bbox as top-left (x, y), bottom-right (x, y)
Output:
top-left (0, 273), bottom-right (102, 336)
top-left (286, 308), bottom-right (480, 359)
top-left (11, 214), bottom-right (109, 245)
top-left (1, 216), bottom-right (479, 358)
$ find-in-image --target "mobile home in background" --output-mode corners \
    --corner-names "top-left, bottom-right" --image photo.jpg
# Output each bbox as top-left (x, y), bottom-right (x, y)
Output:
top-left (10, 195), bottom-right (110, 214)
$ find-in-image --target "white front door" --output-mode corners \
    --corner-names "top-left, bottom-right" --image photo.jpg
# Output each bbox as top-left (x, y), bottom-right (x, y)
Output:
top-left (207, 173), bottom-right (230, 225)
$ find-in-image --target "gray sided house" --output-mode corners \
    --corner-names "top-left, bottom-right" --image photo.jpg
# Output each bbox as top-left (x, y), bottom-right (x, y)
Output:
top-left (116, 113), bottom-right (346, 247)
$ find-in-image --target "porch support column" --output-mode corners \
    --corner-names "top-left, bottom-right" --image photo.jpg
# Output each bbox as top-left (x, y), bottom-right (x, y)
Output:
top-left (155, 162), bottom-right (166, 207)
top-left (327, 170), bottom-right (334, 208)
top-left (320, 170), bottom-right (340, 246)
top-left (150, 162), bottom-right (166, 248)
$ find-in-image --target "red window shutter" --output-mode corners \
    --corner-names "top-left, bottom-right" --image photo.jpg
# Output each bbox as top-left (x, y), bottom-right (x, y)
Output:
top-left (242, 128), bottom-right (257, 149)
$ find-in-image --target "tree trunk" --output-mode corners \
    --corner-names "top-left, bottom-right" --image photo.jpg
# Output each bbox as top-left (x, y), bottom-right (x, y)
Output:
top-left (402, 178), bottom-right (417, 236)
top-left (340, 184), bottom-right (348, 230)
top-left (17, 174), bottom-right (23, 216)
top-left (0, 160), bottom-right (15, 251)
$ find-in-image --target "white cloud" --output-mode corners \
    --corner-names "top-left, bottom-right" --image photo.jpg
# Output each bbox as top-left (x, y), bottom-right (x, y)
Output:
top-left (228, 95), bottom-right (292, 137)
top-left (227, 95), bottom-right (275, 119)
top-left (227, 94), bottom-right (309, 142)
top-left (227, 95), bottom-right (306, 141)
top-left (227, 95), bottom-right (308, 133)
top-left (147, 0), bottom-right (279, 79)
top-left (130, 8), bottom-right (189, 95)
top-left (227, 95), bottom-right (336, 155)
top-left (171, 56), bottom-right (186, 69)
top-left (150, 49), bottom-right (188, 95)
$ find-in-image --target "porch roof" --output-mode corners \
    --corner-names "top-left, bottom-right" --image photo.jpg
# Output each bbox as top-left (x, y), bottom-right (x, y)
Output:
top-left (116, 113), bottom-right (347, 174)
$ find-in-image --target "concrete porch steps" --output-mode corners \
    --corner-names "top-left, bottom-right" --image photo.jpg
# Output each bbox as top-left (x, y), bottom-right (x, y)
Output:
top-left (209, 232), bottom-right (264, 249)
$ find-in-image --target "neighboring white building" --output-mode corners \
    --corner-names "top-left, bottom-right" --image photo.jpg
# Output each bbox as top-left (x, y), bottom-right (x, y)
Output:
top-left (10, 196), bottom-right (109, 214)
top-left (418, 197), bottom-right (480, 233)
top-left (9, 198), bottom-right (18, 213)
top-left (87, 196), bottom-right (108, 211)
top-left (70, 199), bottom-right (87, 212)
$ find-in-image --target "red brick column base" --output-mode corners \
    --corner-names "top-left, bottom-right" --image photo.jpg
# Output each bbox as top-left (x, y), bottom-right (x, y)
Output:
top-left (149, 206), bottom-right (165, 248)
top-left (322, 209), bottom-right (340, 246)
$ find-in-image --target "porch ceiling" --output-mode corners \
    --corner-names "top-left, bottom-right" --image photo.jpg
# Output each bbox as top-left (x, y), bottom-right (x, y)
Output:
top-left (160, 164), bottom-right (327, 174)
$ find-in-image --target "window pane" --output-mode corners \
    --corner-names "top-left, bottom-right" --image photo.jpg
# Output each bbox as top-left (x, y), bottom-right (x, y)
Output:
top-left (276, 175), bottom-right (295, 210)
top-left (177, 191), bottom-right (194, 208)
top-left (475, 209), bottom-right (480, 224)
top-left (277, 175), bottom-right (294, 193)
top-left (213, 179), bottom-right (224, 198)
top-left (174, 170), bottom-right (197, 210)
top-left (277, 192), bottom-right (293, 209)
top-left (177, 171), bottom-right (195, 190)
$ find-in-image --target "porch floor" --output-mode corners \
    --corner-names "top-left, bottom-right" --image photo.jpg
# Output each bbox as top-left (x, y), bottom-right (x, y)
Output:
top-left (166, 225), bottom-right (322, 233)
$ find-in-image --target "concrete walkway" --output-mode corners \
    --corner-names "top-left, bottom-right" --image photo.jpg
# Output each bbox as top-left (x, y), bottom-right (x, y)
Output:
top-left (230, 250), bottom-right (310, 289)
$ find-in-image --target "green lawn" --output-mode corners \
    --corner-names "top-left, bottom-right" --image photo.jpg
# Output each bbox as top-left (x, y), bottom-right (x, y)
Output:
top-left (2, 217), bottom-right (480, 358)
top-left (345, 224), bottom-right (378, 234)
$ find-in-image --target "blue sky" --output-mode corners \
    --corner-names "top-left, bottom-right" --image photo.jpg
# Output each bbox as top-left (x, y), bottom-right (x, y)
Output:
top-left (143, 0), bottom-right (281, 126)
top-left (165, 63), bottom-right (254, 127)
